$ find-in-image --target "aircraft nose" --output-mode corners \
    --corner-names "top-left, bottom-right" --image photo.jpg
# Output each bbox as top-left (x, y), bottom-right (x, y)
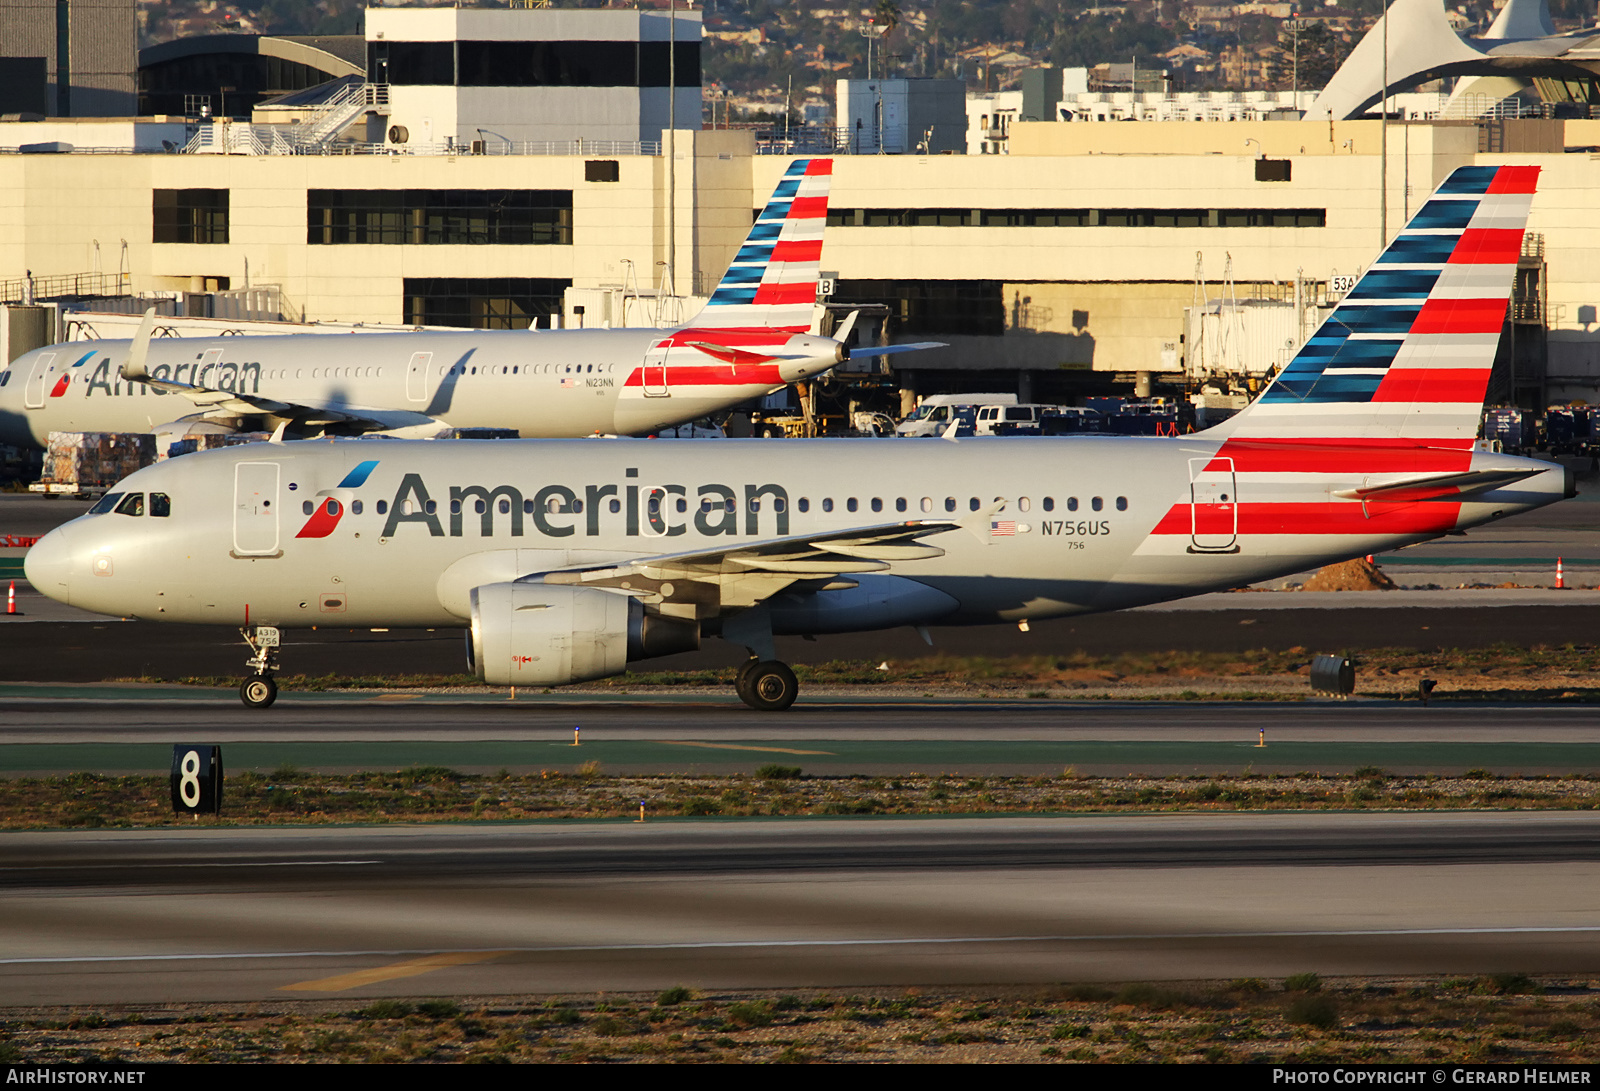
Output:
top-left (23, 523), bottom-right (77, 606)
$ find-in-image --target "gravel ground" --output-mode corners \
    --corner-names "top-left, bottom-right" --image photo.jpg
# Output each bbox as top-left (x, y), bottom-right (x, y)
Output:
top-left (4, 976), bottom-right (1597, 1064)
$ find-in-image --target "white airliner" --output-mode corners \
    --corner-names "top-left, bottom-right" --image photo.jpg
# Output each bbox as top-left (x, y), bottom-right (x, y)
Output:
top-left (24, 165), bottom-right (1570, 711)
top-left (0, 159), bottom-right (927, 448)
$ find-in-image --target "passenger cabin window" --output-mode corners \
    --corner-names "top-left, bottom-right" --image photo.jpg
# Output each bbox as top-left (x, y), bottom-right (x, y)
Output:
top-left (1116, 497), bottom-right (1128, 511)
top-left (1067, 497), bottom-right (1079, 511)
top-left (114, 493), bottom-right (145, 517)
top-left (1043, 497), bottom-right (1055, 512)
top-left (1092, 497), bottom-right (1104, 511)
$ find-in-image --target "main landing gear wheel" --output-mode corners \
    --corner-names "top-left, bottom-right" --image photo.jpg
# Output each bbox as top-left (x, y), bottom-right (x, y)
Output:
top-left (735, 660), bottom-right (798, 712)
top-left (240, 674), bottom-right (278, 709)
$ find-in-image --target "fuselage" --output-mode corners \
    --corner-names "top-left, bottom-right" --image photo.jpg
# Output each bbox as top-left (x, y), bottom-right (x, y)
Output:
top-left (0, 325), bottom-right (840, 447)
top-left (24, 435), bottom-right (1571, 632)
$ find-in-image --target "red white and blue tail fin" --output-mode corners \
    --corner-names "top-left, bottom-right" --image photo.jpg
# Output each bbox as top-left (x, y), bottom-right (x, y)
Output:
top-left (1218, 164), bottom-right (1538, 444)
top-left (688, 158), bottom-right (831, 333)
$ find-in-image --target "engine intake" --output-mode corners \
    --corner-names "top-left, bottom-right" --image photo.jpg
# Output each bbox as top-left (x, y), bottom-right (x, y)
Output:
top-left (468, 583), bottom-right (698, 686)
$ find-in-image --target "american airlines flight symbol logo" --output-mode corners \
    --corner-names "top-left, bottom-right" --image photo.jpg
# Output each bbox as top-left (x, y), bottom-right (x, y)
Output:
top-left (49, 351), bottom-right (96, 398)
top-left (294, 460), bottom-right (380, 539)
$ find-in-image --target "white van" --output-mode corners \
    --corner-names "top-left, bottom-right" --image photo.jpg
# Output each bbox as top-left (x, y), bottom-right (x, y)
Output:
top-left (973, 403), bottom-right (1062, 436)
top-left (896, 393), bottom-right (1017, 437)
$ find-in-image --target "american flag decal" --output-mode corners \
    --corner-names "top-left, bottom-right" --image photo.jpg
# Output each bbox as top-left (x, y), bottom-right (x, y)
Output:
top-left (560, 378), bottom-right (578, 388)
top-left (991, 520), bottom-right (1017, 537)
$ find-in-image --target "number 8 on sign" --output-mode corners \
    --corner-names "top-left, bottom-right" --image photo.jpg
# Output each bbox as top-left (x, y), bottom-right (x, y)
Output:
top-left (179, 750), bottom-right (201, 808)
top-left (170, 744), bottom-right (223, 815)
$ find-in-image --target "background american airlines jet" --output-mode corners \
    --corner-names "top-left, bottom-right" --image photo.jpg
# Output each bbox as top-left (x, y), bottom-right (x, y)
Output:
top-left (24, 165), bottom-right (1569, 711)
top-left (0, 159), bottom-right (914, 448)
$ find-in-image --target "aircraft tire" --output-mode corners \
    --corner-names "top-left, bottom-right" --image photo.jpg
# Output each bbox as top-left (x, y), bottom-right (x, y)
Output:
top-left (737, 661), bottom-right (797, 712)
top-left (240, 674), bottom-right (278, 709)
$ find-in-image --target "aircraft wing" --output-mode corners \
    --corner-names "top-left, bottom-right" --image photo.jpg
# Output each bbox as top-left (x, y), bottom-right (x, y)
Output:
top-left (538, 519), bottom-right (959, 613)
top-left (121, 372), bottom-right (381, 427)
top-left (1331, 468), bottom-right (1544, 503)
top-left (116, 306), bottom-right (406, 430)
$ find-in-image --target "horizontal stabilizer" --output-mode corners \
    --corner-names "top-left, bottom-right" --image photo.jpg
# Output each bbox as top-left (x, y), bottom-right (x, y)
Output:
top-left (1332, 467), bottom-right (1543, 502)
top-left (848, 342), bottom-right (946, 358)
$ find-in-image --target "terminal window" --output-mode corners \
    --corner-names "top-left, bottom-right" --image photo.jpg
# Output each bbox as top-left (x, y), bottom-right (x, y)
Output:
top-left (404, 277), bottom-right (571, 330)
top-left (308, 190), bottom-right (573, 245)
top-left (827, 207), bottom-right (1326, 229)
top-left (153, 189), bottom-right (229, 244)
top-left (369, 40), bottom-right (699, 87)
top-left (834, 279), bottom-right (1004, 338)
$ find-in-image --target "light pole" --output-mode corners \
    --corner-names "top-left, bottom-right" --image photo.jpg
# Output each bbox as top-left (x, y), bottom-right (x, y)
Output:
top-left (665, 0), bottom-right (678, 298)
top-left (1380, 0), bottom-right (1390, 249)
top-left (1282, 18), bottom-right (1304, 112)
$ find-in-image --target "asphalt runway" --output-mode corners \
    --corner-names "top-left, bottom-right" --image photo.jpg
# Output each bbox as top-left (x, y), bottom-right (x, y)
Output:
top-left (6, 602), bottom-right (1600, 684)
top-left (5, 692), bottom-right (1600, 774)
top-left (4, 814), bottom-right (1600, 1005)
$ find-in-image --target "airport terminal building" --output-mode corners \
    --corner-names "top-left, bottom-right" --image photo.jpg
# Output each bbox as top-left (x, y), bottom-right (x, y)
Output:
top-left (2, 4), bottom-right (1600, 409)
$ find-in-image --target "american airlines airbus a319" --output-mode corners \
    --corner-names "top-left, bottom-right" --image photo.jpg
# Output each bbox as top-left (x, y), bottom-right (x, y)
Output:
top-left (25, 165), bottom-right (1570, 711)
top-left (0, 159), bottom-right (918, 447)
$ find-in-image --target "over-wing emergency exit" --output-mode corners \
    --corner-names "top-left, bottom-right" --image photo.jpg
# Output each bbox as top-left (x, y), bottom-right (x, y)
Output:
top-left (24, 165), bottom-right (1569, 710)
top-left (0, 159), bottom-right (935, 448)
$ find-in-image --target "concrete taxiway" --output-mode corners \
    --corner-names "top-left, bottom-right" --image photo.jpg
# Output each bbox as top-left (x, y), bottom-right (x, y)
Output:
top-left (3, 814), bottom-right (1599, 1005)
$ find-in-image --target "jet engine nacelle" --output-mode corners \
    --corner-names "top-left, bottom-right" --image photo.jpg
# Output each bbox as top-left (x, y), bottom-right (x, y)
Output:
top-left (468, 583), bottom-right (699, 686)
top-left (152, 415), bottom-right (243, 455)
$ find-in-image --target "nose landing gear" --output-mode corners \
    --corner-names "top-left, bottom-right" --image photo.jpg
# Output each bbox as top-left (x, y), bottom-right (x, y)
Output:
top-left (240, 624), bottom-right (281, 709)
top-left (734, 658), bottom-right (798, 712)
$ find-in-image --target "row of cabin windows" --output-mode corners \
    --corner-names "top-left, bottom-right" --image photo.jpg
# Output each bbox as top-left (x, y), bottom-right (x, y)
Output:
top-left (257, 362), bottom-right (616, 381)
top-left (824, 207), bottom-right (1327, 229)
top-left (303, 495), bottom-right (1131, 518)
top-left (796, 495), bottom-right (1130, 514)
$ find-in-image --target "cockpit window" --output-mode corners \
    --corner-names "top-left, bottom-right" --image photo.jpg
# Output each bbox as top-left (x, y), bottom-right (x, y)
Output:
top-left (150, 492), bottom-right (171, 518)
top-left (89, 493), bottom-right (124, 515)
top-left (113, 492), bottom-right (145, 517)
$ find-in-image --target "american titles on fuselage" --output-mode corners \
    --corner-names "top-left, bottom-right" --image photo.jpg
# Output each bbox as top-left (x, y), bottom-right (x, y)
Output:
top-left (286, 467), bottom-right (1127, 542)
